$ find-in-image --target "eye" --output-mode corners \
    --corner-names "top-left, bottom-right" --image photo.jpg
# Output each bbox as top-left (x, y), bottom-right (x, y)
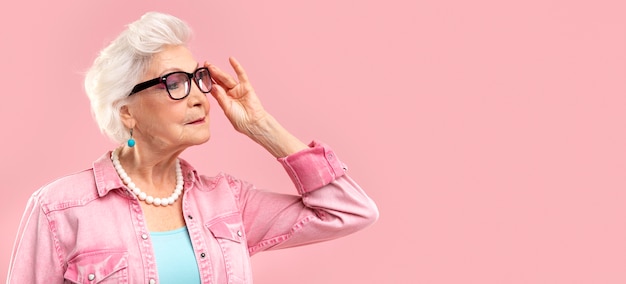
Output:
top-left (167, 81), bottom-right (181, 90)
top-left (165, 73), bottom-right (187, 90)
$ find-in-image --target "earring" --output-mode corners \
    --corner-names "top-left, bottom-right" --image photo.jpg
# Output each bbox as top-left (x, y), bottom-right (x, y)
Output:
top-left (127, 128), bottom-right (136, 147)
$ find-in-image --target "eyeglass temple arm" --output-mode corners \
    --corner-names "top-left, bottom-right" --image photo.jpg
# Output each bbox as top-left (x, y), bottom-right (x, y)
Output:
top-left (129, 78), bottom-right (162, 96)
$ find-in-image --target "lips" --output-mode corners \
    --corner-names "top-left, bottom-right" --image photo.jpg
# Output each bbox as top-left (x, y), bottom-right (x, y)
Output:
top-left (186, 117), bottom-right (206, 124)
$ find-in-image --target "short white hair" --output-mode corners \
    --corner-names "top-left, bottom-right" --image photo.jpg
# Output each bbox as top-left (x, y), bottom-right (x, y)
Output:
top-left (84, 12), bottom-right (192, 143)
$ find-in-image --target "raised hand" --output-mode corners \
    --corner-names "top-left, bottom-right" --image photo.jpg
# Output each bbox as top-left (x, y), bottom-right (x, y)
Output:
top-left (205, 57), bottom-right (307, 157)
top-left (205, 57), bottom-right (268, 135)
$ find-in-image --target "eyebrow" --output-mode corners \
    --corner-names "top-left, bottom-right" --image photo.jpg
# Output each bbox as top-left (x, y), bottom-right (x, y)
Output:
top-left (158, 63), bottom-right (201, 77)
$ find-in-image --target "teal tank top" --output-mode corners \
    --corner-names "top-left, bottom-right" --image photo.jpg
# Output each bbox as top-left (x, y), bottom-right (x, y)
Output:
top-left (150, 227), bottom-right (201, 283)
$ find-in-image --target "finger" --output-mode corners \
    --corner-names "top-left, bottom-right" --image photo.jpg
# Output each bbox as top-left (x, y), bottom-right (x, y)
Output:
top-left (210, 83), bottom-right (230, 111)
top-left (207, 62), bottom-right (238, 90)
top-left (229, 57), bottom-right (250, 84)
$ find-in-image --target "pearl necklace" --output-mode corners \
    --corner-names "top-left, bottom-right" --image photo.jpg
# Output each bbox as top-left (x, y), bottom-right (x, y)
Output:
top-left (111, 148), bottom-right (183, 207)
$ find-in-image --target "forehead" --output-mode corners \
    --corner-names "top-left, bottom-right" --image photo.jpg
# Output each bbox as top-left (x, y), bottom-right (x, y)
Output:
top-left (146, 45), bottom-right (197, 77)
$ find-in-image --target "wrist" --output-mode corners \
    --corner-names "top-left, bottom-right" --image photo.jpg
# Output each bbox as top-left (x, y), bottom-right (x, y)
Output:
top-left (244, 115), bottom-right (308, 158)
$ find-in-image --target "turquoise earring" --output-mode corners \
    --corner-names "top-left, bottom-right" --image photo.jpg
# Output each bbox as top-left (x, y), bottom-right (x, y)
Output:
top-left (127, 128), bottom-right (136, 147)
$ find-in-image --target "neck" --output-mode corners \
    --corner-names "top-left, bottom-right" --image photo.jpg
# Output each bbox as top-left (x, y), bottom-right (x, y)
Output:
top-left (116, 145), bottom-right (183, 193)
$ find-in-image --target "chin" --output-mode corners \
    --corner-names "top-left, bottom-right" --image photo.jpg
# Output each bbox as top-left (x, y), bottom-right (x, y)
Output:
top-left (198, 134), bottom-right (211, 144)
top-left (178, 136), bottom-right (210, 150)
top-left (178, 127), bottom-right (211, 147)
top-left (193, 132), bottom-right (211, 145)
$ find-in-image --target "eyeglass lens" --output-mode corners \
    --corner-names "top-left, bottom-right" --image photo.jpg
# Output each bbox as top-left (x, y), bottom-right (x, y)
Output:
top-left (195, 68), bottom-right (211, 93)
top-left (165, 68), bottom-right (212, 99)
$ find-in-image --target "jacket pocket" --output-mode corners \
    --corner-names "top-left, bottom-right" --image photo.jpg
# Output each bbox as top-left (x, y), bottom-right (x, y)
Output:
top-left (206, 213), bottom-right (251, 283)
top-left (64, 250), bottom-right (128, 284)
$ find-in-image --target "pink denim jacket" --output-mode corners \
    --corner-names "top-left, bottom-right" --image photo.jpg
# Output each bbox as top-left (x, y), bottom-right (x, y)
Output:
top-left (7, 141), bottom-right (378, 284)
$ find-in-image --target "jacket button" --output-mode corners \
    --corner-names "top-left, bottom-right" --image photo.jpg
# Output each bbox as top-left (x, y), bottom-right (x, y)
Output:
top-left (188, 215), bottom-right (193, 219)
top-left (88, 273), bottom-right (95, 281)
top-left (149, 279), bottom-right (156, 284)
top-left (237, 230), bottom-right (243, 237)
top-left (200, 252), bottom-right (206, 258)
top-left (141, 234), bottom-right (148, 240)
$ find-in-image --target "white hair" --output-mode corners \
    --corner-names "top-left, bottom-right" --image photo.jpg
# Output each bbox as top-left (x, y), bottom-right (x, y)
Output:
top-left (84, 12), bottom-right (192, 143)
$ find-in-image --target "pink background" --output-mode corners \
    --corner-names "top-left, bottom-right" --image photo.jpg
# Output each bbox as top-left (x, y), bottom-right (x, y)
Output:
top-left (2, 0), bottom-right (625, 283)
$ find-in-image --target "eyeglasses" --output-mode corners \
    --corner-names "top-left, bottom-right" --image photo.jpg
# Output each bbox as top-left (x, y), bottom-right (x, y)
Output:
top-left (128, 67), bottom-right (212, 100)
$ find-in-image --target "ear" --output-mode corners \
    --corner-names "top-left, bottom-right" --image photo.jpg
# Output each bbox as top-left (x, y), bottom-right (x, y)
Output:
top-left (120, 105), bottom-right (136, 129)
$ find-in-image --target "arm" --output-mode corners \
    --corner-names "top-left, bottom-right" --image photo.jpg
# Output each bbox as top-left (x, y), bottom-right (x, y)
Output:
top-left (7, 191), bottom-right (65, 283)
top-left (206, 57), bottom-right (378, 253)
top-left (237, 141), bottom-right (379, 255)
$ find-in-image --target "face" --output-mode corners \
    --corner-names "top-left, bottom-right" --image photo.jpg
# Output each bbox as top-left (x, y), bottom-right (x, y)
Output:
top-left (122, 45), bottom-right (211, 152)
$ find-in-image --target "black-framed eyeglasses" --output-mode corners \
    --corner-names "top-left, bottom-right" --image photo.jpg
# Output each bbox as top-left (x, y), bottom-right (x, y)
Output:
top-left (128, 67), bottom-right (212, 100)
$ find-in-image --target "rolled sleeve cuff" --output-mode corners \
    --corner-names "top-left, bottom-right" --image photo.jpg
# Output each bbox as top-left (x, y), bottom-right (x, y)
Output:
top-left (277, 140), bottom-right (348, 194)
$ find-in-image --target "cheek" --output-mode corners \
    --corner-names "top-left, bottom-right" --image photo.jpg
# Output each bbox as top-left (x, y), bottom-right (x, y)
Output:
top-left (135, 100), bottom-right (186, 129)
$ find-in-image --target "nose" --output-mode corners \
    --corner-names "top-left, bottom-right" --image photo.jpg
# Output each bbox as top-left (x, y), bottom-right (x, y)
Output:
top-left (186, 80), bottom-right (209, 108)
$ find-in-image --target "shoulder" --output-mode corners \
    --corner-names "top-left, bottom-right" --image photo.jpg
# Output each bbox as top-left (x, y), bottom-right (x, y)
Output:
top-left (32, 169), bottom-right (99, 212)
top-left (178, 158), bottom-right (253, 195)
top-left (194, 171), bottom-right (257, 197)
top-left (196, 172), bottom-right (246, 189)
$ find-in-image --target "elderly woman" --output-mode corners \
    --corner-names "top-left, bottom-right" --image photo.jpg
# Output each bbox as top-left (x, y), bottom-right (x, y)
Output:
top-left (7, 12), bottom-right (378, 284)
